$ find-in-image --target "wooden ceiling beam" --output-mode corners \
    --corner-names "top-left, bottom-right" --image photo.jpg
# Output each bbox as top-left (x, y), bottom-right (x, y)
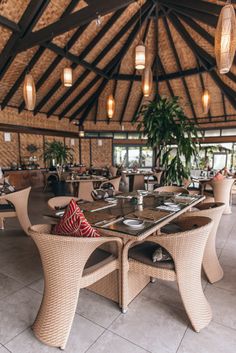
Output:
top-left (0, 15), bottom-right (20, 33)
top-left (72, 1), bottom-right (155, 124)
top-left (44, 42), bottom-right (108, 78)
top-left (0, 0), bottom-right (50, 82)
top-left (113, 66), bottom-right (208, 82)
top-left (17, 0), bottom-right (81, 113)
top-left (157, 55), bottom-right (174, 97)
top-left (46, 8), bottom-right (126, 118)
top-left (119, 19), bottom-right (151, 124)
top-left (163, 15), bottom-right (197, 121)
top-left (16, 0), bottom-right (136, 53)
top-left (168, 12), bottom-right (236, 110)
top-left (57, 0), bottom-right (152, 120)
top-left (222, 93), bottom-right (227, 122)
top-left (160, 0), bottom-right (222, 16)
top-left (160, 2), bottom-right (217, 28)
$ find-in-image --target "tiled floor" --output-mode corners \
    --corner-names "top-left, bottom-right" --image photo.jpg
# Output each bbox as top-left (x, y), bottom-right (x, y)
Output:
top-left (0, 189), bottom-right (236, 353)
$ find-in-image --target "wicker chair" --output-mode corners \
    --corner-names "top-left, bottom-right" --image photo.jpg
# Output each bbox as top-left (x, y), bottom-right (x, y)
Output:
top-left (132, 174), bottom-right (145, 191)
top-left (145, 171), bottom-right (163, 190)
top-left (154, 185), bottom-right (189, 194)
top-left (122, 216), bottom-right (213, 332)
top-left (109, 166), bottom-right (118, 177)
top-left (78, 181), bottom-right (94, 201)
top-left (100, 176), bottom-right (121, 192)
top-left (0, 187), bottom-right (31, 235)
top-left (48, 196), bottom-right (79, 210)
top-left (29, 224), bottom-right (123, 349)
top-left (208, 178), bottom-right (234, 214)
top-left (184, 202), bottom-right (225, 283)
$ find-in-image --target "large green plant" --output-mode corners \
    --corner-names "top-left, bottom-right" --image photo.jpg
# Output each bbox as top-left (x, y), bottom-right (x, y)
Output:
top-left (44, 141), bottom-right (73, 166)
top-left (132, 96), bottom-right (200, 185)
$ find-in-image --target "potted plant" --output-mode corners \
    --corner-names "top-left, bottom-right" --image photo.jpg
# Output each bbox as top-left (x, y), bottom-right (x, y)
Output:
top-left (44, 140), bottom-right (73, 195)
top-left (132, 96), bottom-right (200, 185)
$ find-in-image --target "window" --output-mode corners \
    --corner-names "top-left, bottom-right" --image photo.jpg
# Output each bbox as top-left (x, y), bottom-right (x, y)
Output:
top-left (113, 146), bottom-right (127, 166)
top-left (114, 132), bottom-right (127, 139)
top-left (204, 130), bottom-right (220, 137)
top-left (128, 132), bottom-right (141, 140)
top-left (85, 132), bottom-right (98, 137)
top-left (113, 145), bottom-right (154, 168)
top-left (99, 132), bottom-right (113, 138)
top-left (221, 129), bottom-right (236, 136)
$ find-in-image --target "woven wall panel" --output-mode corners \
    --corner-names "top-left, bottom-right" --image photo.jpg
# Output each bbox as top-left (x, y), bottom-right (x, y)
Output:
top-left (91, 138), bottom-right (112, 167)
top-left (0, 131), bottom-right (19, 167)
top-left (19, 133), bottom-right (44, 167)
top-left (81, 138), bottom-right (90, 167)
top-left (65, 137), bottom-right (80, 164)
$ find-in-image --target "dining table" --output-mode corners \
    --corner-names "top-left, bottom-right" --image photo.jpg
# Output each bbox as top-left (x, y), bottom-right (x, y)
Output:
top-left (44, 190), bottom-right (205, 304)
top-left (65, 175), bottom-right (108, 196)
top-left (191, 176), bottom-right (212, 195)
top-left (122, 171), bottom-right (154, 191)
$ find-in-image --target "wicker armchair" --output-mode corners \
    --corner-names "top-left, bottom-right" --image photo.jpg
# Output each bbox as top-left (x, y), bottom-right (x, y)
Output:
top-left (29, 224), bottom-right (123, 349)
top-left (100, 176), bottom-right (121, 192)
top-left (146, 171), bottom-right (163, 190)
top-left (0, 187), bottom-right (31, 235)
top-left (48, 196), bottom-right (79, 210)
top-left (132, 174), bottom-right (145, 191)
top-left (184, 202), bottom-right (225, 283)
top-left (78, 181), bottom-right (94, 201)
top-left (154, 185), bottom-right (189, 194)
top-left (122, 216), bottom-right (213, 332)
top-left (208, 178), bottom-right (234, 214)
top-left (109, 166), bottom-right (118, 177)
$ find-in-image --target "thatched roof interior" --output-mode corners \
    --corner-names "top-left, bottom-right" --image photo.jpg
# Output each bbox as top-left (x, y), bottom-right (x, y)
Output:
top-left (0, 0), bottom-right (235, 129)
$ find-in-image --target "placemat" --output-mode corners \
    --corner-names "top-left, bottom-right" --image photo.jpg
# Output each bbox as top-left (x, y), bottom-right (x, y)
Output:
top-left (127, 208), bottom-right (173, 222)
top-left (80, 200), bottom-right (116, 212)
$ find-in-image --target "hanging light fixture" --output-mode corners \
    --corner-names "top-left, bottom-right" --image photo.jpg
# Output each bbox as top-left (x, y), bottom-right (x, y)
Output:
top-left (135, 43), bottom-right (146, 70)
top-left (78, 125), bottom-right (85, 138)
top-left (107, 94), bottom-right (115, 119)
top-left (62, 67), bottom-right (73, 87)
top-left (142, 66), bottom-right (153, 97)
top-left (215, 0), bottom-right (236, 74)
top-left (202, 89), bottom-right (210, 114)
top-left (23, 74), bottom-right (36, 111)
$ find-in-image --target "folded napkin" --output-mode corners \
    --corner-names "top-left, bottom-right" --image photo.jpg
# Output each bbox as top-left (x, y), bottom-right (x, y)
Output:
top-left (156, 205), bottom-right (181, 212)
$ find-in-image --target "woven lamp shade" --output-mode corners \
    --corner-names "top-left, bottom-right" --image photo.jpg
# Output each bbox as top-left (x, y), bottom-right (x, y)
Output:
top-left (62, 67), bottom-right (73, 87)
top-left (142, 67), bottom-right (153, 97)
top-left (215, 2), bottom-right (236, 74)
top-left (107, 94), bottom-right (115, 118)
top-left (135, 43), bottom-right (146, 70)
top-left (78, 125), bottom-right (85, 137)
top-left (202, 89), bottom-right (210, 114)
top-left (23, 74), bottom-right (36, 111)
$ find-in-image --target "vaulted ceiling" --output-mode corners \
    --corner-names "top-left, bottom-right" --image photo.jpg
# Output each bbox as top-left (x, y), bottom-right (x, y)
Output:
top-left (0, 0), bottom-right (235, 129)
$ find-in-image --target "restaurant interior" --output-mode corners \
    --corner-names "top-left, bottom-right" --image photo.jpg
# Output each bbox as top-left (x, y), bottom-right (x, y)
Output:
top-left (0, 0), bottom-right (236, 352)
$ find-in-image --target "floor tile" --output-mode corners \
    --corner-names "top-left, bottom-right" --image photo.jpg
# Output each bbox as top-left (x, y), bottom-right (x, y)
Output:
top-left (219, 246), bottom-right (236, 268)
top-left (0, 287), bottom-right (41, 344)
top-left (76, 289), bottom-right (121, 328)
top-left (0, 347), bottom-right (11, 353)
top-left (28, 278), bottom-right (44, 294)
top-left (0, 273), bottom-right (24, 300)
top-left (177, 321), bottom-right (236, 353)
top-left (87, 330), bottom-right (149, 353)
top-left (109, 295), bottom-right (188, 353)
top-left (213, 265), bottom-right (236, 292)
top-left (6, 315), bottom-right (104, 353)
top-left (205, 285), bottom-right (236, 330)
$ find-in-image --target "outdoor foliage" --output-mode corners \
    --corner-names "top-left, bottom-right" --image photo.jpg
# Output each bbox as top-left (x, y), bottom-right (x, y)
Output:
top-left (132, 96), bottom-right (200, 185)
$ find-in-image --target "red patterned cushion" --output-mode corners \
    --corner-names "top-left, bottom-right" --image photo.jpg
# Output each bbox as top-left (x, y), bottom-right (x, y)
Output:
top-left (53, 199), bottom-right (100, 237)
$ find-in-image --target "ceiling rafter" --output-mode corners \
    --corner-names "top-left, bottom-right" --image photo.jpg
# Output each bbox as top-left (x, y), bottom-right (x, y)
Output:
top-left (17, 0), bottom-right (82, 113)
top-left (57, 0), bottom-right (153, 121)
top-left (46, 8), bottom-right (126, 118)
top-left (163, 15), bottom-right (197, 121)
top-left (0, 0), bottom-right (50, 82)
top-left (16, 0), bottom-right (136, 53)
top-left (119, 19), bottom-right (151, 124)
top-left (168, 11), bottom-right (236, 110)
top-left (0, 15), bottom-right (20, 33)
top-left (73, 1), bottom-right (155, 125)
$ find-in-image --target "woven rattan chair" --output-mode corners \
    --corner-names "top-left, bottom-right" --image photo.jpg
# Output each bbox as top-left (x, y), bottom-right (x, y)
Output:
top-left (78, 180), bottom-right (94, 201)
top-left (146, 171), bottom-right (163, 190)
top-left (109, 166), bottom-right (118, 177)
top-left (132, 174), bottom-right (145, 191)
top-left (48, 196), bottom-right (79, 210)
top-left (122, 216), bottom-right (213, 332)
top-left (208, 178), bottom-right (234, 214)
top-left (184, 202), bottom-right (225, 283)
top-left (29, 224), bottom-right (123, 349)
top-left (0, 187), bottom-right (31, 235)
top-left (154, 185), bottom-right (190, 194)
top-left (100, 176), bottom-right (121, 192)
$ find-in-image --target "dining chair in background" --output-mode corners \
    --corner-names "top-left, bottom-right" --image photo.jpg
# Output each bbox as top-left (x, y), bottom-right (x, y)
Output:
top-left (100, 176), bottom-right (121, 192)
top-left (209, 178), bottom-right (234, 214)
top-left (0, 187), bottom-right (31, 235)
top-left (29, 224), bottom-right (122, 349)
top-left (78, 181), bottom-right (94, 201)
top-left (122, 216), bottom-right (213, 332)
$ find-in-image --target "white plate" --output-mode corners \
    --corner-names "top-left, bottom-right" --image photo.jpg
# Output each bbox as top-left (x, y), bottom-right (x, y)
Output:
top-left (55, 211), bottom-right (65, 217)
top-left (123, 219), bottom-right (144, 228)
top-left (105, 197), bottom-right (117, 203)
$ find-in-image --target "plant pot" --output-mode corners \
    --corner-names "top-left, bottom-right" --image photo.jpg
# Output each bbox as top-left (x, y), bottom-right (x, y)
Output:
top-left (51, 180), bottom-right (67, 196)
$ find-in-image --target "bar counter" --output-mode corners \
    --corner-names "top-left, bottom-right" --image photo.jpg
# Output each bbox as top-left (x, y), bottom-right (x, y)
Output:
top-left (5, 169), bottom-right (45, 189)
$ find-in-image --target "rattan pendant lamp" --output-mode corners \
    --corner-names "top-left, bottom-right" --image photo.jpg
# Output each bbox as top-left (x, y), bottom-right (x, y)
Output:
top-left (215, 0), bottom-right (236, 74)
top-left (135, 1), bottom-right (146, 70)
top-left (107, 94), bottom-right (115, 119)
top-left (142, 66), bottom-right (153, 97)
top-left (23, 74), bottom-right (36, 111)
